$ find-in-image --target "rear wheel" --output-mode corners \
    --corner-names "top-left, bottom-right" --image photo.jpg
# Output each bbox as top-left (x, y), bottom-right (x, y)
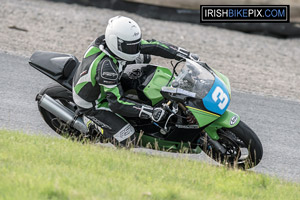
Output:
top-left (37, 83), bottom-right (82, 138)
top-left (203, 121), bottom-right (263, 169)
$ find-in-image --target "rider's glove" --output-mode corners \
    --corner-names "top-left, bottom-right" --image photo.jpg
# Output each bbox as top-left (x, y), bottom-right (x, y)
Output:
top-left (135, 54), bottom-right (151, 64)
top-left (176, 47), bottom-right (200, 61)
top-left (189, 53), bottom-right (200, 62)
top-left (139, 106), bottom-right (166, 122)
top-left (152, 107), bottom-right (166, 122)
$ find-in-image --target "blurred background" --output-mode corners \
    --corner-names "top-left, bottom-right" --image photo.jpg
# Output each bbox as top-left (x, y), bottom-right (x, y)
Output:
top-left (1, 0), bottom-right (299, 100)
top-left (49, 0), bottom-right (300, 38)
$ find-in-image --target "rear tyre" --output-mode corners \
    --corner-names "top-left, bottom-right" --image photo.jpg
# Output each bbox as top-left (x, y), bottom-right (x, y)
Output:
top-left (204, 121), bottom-right (263, 169)
top-left (37, 83), bottom-right (81, 138)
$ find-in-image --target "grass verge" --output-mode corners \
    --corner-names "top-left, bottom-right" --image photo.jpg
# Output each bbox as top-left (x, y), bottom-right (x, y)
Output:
top-left (0, 130), bottom-right (299, 200)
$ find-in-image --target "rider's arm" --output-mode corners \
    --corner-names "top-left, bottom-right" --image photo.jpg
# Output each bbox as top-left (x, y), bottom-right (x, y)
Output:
top-left (140, 39), bottom-right (198, 61)
top-left (104, 85), bottom-right (143, 117)
top-left (104, 85), bottom-right (164, 122)
top-left (97, 57), bottom-right (150, 118)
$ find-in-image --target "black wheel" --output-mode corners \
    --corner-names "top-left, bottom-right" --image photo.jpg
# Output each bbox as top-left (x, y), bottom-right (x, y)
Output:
top-left (37, 83), bottom-right (81, 138)
top-left (204, 121), bottom-right (263, 169)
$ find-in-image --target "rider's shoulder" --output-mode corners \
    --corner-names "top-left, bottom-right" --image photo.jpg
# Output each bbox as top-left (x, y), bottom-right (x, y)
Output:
top-left (94, 35), bottom-right (105, 46)
top-left (96, 57), bottom-right (119, 85)
top-left (98, 56), bottom-right (118, 70)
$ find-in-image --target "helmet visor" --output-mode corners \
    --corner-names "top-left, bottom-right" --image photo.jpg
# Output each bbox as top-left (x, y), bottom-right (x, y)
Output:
top-left (117, 37), bottom-right (141, 55)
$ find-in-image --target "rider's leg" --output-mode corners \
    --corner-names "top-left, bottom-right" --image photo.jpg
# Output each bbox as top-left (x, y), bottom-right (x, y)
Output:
top-left (85, 103), bottom-right (136, 147)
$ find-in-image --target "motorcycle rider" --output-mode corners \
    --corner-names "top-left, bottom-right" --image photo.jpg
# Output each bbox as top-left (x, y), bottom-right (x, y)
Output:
top-left (72, 16), bottom-right (198, 145)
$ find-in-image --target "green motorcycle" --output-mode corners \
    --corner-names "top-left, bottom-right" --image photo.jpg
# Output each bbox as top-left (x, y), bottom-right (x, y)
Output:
top-left (29, 51), bottom-right (263, 169)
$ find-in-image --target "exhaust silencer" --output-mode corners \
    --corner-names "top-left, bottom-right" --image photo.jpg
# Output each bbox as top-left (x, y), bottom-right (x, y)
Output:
top-left (37, 94), bottom-right (89, 133)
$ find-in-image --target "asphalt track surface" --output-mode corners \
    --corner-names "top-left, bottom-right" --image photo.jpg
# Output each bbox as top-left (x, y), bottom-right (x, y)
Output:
top-left (0, 52), bottom-right (299, 183)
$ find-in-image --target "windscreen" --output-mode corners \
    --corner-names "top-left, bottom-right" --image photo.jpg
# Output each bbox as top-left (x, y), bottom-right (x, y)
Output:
top-left (172, 59), bottom-right (215, 99)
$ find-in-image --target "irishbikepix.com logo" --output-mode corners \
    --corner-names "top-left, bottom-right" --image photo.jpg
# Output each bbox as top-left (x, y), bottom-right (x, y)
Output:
top-left (200, 5), bottom-right (289, 23)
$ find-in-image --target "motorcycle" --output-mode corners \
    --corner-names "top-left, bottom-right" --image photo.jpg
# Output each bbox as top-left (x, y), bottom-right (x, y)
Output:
top-left (29, 51), bottom-right (263, 169)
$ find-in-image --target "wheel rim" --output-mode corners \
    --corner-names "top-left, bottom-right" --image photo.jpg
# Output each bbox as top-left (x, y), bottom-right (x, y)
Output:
top-left (202, 129), bottom-right (251, 167)
top-left (219, 129), bottom-right (253, 166)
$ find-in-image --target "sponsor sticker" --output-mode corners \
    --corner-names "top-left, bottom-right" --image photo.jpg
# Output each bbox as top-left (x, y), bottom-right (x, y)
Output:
top-left (113, 124), bottom-right (135, 142)
top-left (230, 115), bottom-right (238, 125)
top-left (175, 124), bottom-right (199, 129)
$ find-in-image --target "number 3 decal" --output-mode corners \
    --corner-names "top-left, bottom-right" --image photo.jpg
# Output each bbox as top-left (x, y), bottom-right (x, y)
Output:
top-left (212, 86), bottom-right (229, 110)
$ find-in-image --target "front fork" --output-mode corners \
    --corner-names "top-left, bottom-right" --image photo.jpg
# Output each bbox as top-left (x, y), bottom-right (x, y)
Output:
top-left (172, 102), bottom-right (240, 153)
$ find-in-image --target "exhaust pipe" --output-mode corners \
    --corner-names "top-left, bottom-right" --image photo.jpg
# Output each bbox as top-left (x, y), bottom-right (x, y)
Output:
top-left (37, 94), bottom-right (89, 133)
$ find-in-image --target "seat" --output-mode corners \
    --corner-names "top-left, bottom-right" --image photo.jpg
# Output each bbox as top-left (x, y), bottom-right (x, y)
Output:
top-left (29, 51), bottom-right (78, 78)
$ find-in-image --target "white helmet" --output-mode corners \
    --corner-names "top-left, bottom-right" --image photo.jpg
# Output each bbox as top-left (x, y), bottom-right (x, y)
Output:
top-left (105, 16), bottom-right (142, 61)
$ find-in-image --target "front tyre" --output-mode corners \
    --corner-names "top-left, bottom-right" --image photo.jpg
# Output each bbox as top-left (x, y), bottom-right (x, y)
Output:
top-left (205, 121), bottom-right (263, 169)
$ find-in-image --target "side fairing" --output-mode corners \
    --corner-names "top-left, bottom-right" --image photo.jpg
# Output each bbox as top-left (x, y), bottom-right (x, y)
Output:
top-left (205, 110), bottom-right (240, 140)
top-left (143, 66), bottom-right (172, 105)
top-left (186, 106), bottom-right (220, 127)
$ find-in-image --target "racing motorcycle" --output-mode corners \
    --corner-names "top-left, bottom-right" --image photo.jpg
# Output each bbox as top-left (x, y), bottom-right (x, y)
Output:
top-left (29, 51), bottom-right (263, 169)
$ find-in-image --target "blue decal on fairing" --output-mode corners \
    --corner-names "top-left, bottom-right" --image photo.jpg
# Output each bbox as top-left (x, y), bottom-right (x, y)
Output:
top-left (203, 76), bottom-right (230, 115)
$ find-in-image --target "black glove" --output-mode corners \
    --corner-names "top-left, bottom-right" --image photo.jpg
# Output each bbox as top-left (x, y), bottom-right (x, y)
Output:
top-left (176, 47), bottom-right (200, 62)
top-left (135, 54), bottom-right (151, 64)
top-left (189, 53), bottom-right (200, 62)
top-left (139, 106), bottom-right (166, 122)
top-left (152, 107), bottom-right (166, 122)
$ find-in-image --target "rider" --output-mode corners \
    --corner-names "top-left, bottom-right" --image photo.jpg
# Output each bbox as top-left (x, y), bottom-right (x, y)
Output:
top-left (72, 16), bottom-right (198, 145)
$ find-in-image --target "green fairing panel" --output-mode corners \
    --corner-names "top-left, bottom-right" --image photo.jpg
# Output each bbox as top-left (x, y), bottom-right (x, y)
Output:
top-left (143, 66), bottom-right (172, 105)
top-left (140, 134), bottom-right (201, 153)
top-left (187, 107), bottom-right (219, 127)
top-left (205, 110), bottom-right (240, 140)
top-left (212, 68), bottom-right (231, 98)
top-left (211, 109), bottom-right (240, 128)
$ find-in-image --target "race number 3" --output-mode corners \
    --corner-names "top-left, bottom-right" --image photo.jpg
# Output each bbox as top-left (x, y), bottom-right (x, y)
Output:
top-left (212, 86), bottom-right (228, 110)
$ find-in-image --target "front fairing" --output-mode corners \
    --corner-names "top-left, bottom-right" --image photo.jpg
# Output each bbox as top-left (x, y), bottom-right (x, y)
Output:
top-left (202, 75), bottom-right (230, 115)
top-left (172, 59), bottom-right (231, 116)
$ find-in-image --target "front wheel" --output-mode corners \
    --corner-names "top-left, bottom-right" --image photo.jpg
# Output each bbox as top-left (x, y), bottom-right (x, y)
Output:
top-left (203, 121), bottom-right (263, 169)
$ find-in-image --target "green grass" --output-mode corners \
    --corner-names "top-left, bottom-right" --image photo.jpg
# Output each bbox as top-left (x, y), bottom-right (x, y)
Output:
top-left (0, 130), bottom-right (299, 200)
